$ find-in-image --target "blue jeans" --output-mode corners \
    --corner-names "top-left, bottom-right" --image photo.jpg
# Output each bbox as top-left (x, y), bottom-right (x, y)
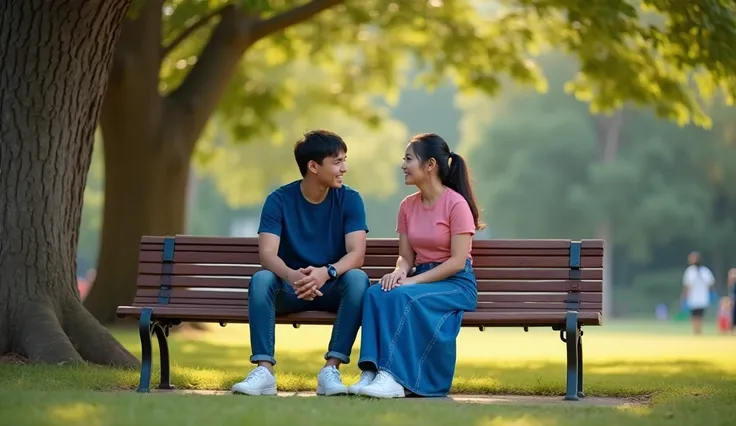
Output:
top-left (357, 259), bottom-right (477, 396)
top-left (248, 268), bottom-right (370, 365)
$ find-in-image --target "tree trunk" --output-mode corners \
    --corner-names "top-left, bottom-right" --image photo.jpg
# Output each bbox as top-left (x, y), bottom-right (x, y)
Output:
top-left (595, 110), bottom-right (624, 319)
top-left (0, 0), bottom-right (138, 367)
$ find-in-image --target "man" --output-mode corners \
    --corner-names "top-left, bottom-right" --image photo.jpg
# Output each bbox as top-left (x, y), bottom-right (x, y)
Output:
top-left (681, 251), bottom-right (715, 335)
top-left (232, 130), bottom-right (371, 396)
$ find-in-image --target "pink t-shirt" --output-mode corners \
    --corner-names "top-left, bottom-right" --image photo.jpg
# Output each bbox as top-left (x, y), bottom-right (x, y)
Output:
top-left (396, 188), bottom-right (476, 265)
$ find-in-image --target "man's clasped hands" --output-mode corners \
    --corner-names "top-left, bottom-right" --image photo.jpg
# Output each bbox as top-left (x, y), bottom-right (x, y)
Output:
top-left (288, 266), bottom-right (417, 301)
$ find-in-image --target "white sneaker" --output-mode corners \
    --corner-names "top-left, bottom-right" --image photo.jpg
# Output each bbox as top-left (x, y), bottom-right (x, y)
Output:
top-left (316, 365), bottom-right (348, 396)
top-left (359, 370), bottom-right (406, 398)
top-left (231, 366), bottom-right (277, 396)
top-left (348, 370), bottom-right (376, 395)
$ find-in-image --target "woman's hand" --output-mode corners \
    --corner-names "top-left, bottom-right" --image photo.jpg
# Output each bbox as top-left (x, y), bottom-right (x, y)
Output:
top-left (380, 269), bottom-right (407, 291)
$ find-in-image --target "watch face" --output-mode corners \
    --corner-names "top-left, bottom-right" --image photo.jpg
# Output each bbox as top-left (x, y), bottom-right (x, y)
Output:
top-left (329, 266), bottom-right (337, 277)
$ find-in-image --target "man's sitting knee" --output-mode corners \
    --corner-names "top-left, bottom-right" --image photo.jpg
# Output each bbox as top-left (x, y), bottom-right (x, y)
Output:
top-left (249, 270), bottom-right (280, 293)
top-left (252, 269), bottom-right (279, 281)
top-left (341, 269), bottom-right (370, 288)
top-left (339, 269), bottom-right (370, 299)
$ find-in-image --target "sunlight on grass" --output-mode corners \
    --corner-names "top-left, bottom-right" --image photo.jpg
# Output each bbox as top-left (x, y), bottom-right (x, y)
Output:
top-left (616, 405), bottom-right (652, 416)
top-left (476, 414), bottom-right (556, 426)
top-left (47, 403), bottom-right (103, 426)
top-left (171, 366), bottom-right (232, 390)
top-left (378, 412), bottom-right (411, 425)
top-left (588, 362), bottom-right (731, 376)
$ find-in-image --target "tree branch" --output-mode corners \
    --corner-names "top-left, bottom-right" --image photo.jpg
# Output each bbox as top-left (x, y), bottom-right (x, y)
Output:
top-left (252, 0), bottom-right (345, 41)
top-left (161, 4), bottom-right (232, 60)
top-left (165, 0), bottom-right (343, 151)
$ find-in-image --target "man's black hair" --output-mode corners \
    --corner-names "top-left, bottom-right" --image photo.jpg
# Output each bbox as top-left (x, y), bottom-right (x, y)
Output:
top-left (293, 130), bottom-right (348, 177)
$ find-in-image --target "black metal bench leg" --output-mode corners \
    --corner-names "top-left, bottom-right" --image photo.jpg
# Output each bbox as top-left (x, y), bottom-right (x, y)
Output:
top-left (564, 311), bottom-right (580, 401)
top-left (577, 331), bottom-right (585, 398)
top-left (153, 322), bottom-right (175, 390)
top-left (136, 308), bottom-right (153, 393)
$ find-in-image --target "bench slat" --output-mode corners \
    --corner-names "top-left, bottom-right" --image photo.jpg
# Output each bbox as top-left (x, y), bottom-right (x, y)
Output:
top-left (134, 297), bottom-right (246, 307)
top-left (137, 263), bottom-right (603, 281)
top-left (136, 275), bottom-right (249, 288)
top-left (135, 275), bottom-right (603, 293)
top-left (132, 297), bottom-right (601, 311)
top-left (365, 238), bottom-right (604, 250)
top-left (136, 288), bottom-right (247, 300)
top-left (140, 243), bottom-right (603, 258)
top-left (141, 243), bottom-right (259, 253)
top-left (141, 235), bottom-right (604, 250)
top-left (476, 280), bottom-right (602, 292)
top-left (138, 250), bottom-right (602, 269)
top-left (465, 311), bottom-right (602, 325)
top-left (475, 302), bottom-right (602, 310)
top-left (133, 292), bottom-right (601, 306)
top-left (116, 305), bottom-right (602, 326)
top-left (476, 293), bottom-right (601, 303)
top-left (134, 288), bottom-right (602, 304)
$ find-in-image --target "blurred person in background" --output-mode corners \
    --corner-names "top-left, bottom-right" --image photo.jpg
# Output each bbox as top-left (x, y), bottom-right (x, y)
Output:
top-left (681, 252), bottom-right (715, 335)
top-left (717, 296), bottom-right (732, 334)
top-left (728, 268), bottom-right (736, 335)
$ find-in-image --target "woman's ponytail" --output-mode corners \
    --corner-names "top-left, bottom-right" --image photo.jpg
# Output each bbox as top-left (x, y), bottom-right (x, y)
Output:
top-left (445, 152), bottom-right (484, 231)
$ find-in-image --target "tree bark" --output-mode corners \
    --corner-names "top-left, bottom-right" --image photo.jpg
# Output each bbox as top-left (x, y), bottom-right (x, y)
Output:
top-left (86, 0), bottom-right (343, 323)
top-left (594, 110), bottom-right (624, 319)
top-left (0, 0), bottom-right (138, 367)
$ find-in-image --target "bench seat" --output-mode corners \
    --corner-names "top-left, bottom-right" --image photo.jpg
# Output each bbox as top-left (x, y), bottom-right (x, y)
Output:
top-left (117, 235), bottom-right (605, 401)
top-left (116, 306), bottom-right (602, 327)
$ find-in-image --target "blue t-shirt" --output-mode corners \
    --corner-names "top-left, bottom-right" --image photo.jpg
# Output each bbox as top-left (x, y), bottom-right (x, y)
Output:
top-left (258, 180), bottom-right (369, 270)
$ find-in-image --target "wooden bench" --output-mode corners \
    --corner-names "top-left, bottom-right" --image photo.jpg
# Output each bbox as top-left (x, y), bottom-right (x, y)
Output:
top-left (117, 235), bottom-right (604, 401)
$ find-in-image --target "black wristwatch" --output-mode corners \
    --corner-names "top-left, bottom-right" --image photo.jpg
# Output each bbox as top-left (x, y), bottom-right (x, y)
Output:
top-left (326, 264), bottom-right (338, 281)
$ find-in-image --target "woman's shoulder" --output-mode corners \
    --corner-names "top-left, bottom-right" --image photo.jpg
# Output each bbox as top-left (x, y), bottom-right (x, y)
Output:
top-left (444, 187), bottom-right (470, 208)
top-left (400, 191), bottom-right (422, 206)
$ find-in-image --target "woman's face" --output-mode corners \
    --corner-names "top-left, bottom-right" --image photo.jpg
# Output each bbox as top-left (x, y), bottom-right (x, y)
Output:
top-left (402, 144), bottom-right (427, 186)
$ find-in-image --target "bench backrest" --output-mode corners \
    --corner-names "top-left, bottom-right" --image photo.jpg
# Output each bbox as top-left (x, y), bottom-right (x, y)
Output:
top-left (135, 235), bottom-right (604, 317)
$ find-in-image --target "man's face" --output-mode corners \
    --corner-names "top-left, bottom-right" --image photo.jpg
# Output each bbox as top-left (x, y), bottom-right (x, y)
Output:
top-left (313, 151), bottom-right (347, 188)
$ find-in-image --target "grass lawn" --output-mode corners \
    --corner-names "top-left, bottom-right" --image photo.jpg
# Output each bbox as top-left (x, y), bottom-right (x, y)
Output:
top-left (0, 319), bottom-right (734, 425)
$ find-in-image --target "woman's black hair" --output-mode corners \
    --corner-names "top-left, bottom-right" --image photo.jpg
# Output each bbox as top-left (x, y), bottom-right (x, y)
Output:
top-left (409, 133), bottom-right (485, 230)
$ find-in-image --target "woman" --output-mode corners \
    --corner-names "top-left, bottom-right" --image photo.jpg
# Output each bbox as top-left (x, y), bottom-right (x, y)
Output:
top-left (349, 133), bottom-right (484, 398)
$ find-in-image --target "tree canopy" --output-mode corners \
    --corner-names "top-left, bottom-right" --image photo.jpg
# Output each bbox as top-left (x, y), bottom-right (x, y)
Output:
top-left (160, 0), bottom-right (736, 146)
